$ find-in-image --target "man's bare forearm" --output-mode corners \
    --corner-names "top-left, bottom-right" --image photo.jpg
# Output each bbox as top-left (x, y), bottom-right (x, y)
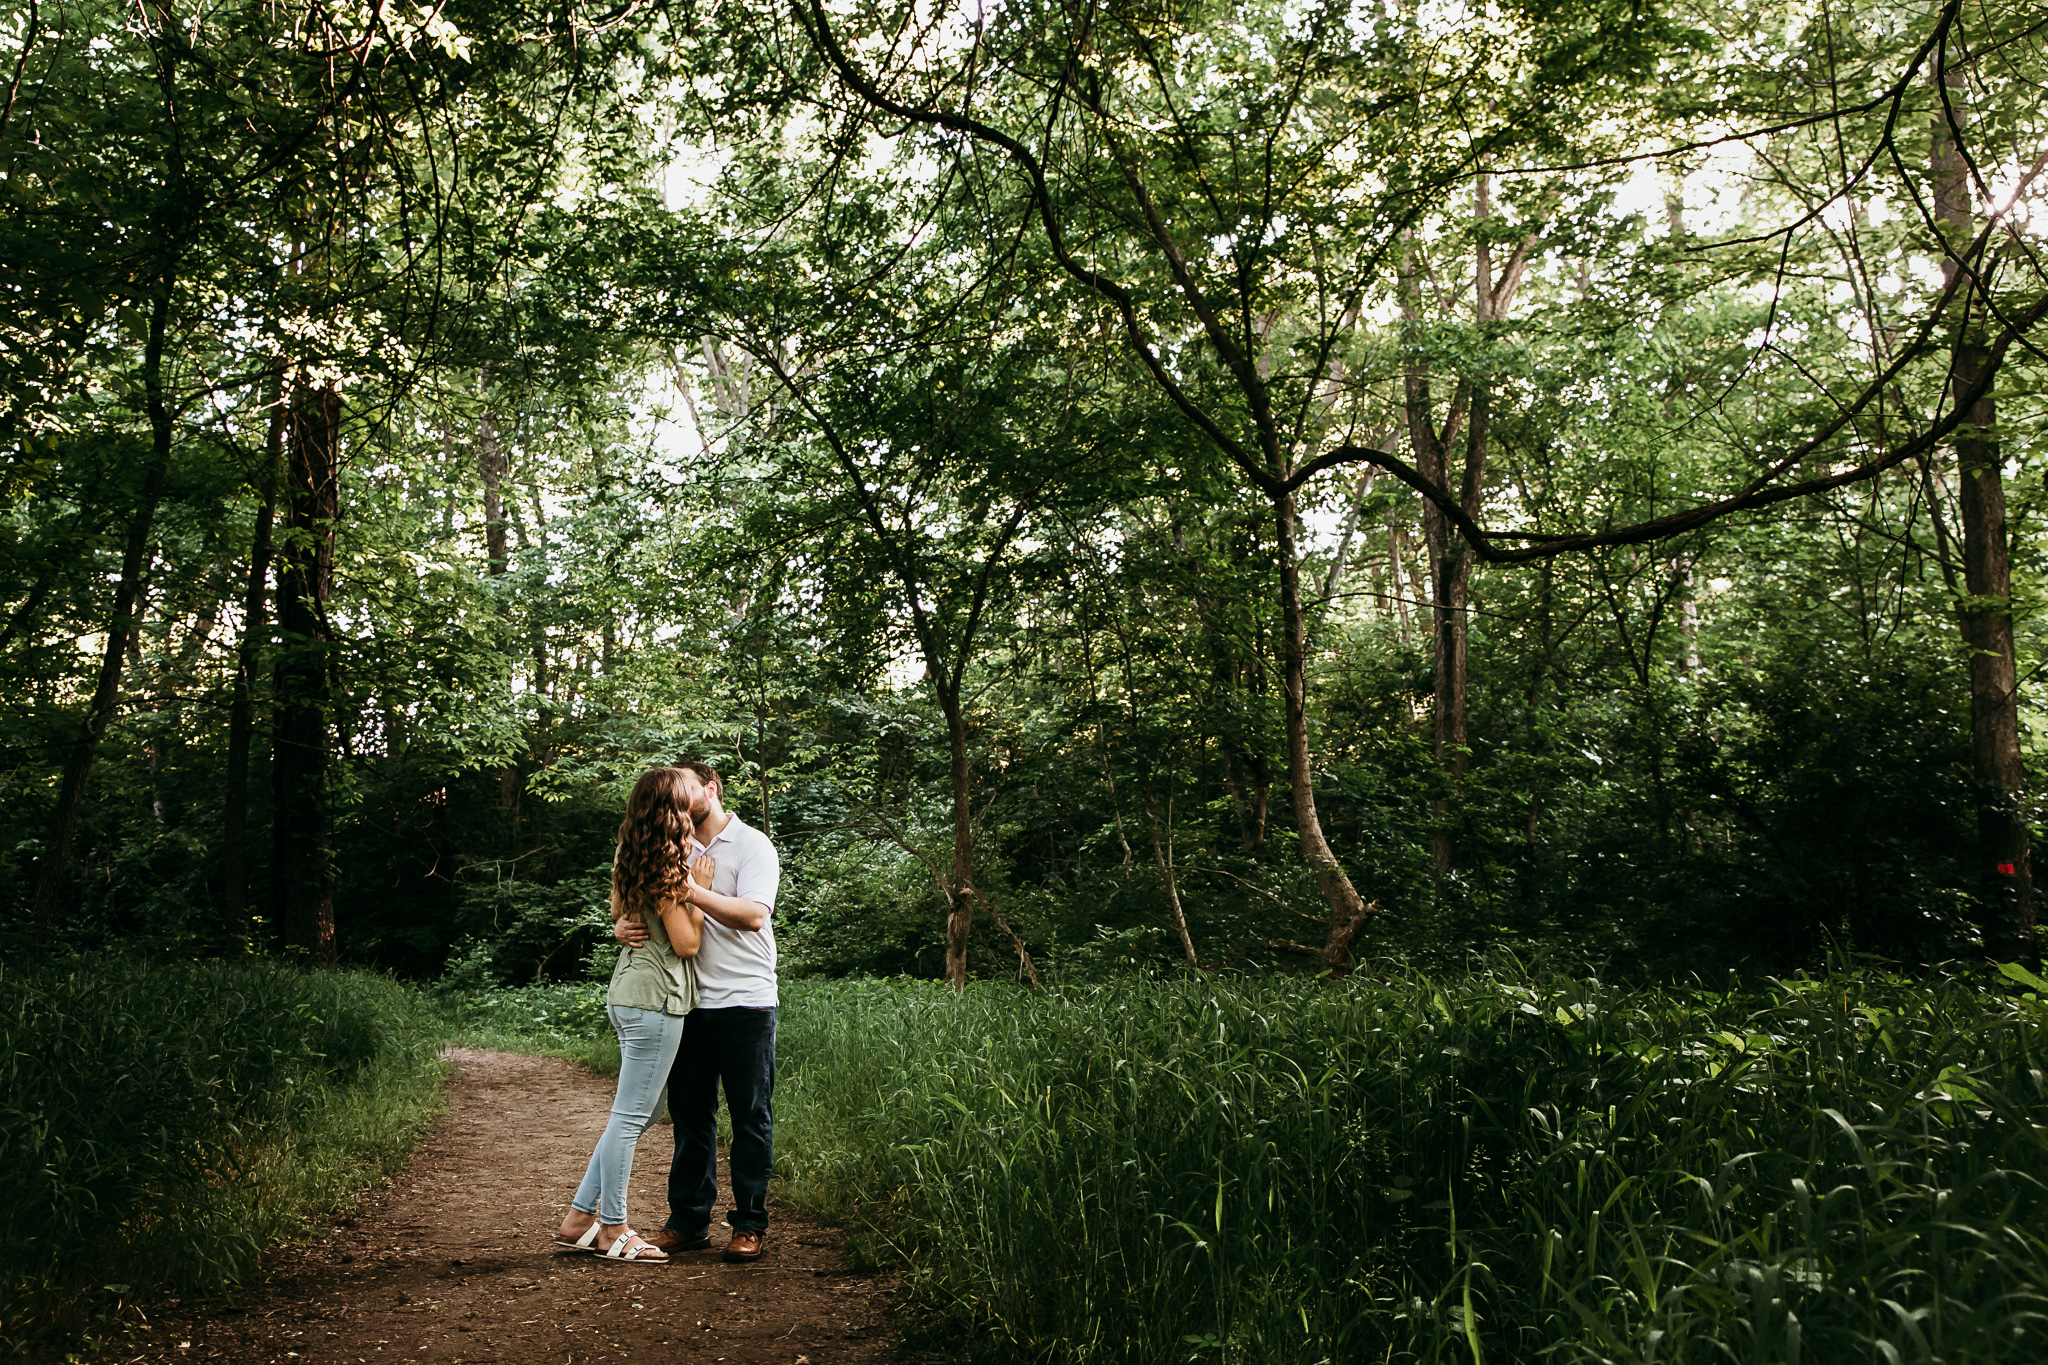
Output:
top-left (686, 883), bottom-right (770, 933)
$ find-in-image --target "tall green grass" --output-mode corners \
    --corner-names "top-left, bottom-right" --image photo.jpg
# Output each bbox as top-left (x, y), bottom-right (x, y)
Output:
top-left (436, 978), bottom-right (623, 1076)
top-left (773, 962), bottom-right (2048, 1364)
top-left (0, 958), bottom-right (447, 1356)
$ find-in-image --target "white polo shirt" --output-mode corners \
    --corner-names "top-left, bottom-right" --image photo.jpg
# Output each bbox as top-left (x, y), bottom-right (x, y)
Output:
top-left (691, 813), bottom-right (780, 1009)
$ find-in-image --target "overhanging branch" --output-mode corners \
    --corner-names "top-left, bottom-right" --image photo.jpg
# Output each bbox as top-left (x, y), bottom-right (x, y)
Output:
top-left (1303, 286), bottom-right (2048, 563)
top-left (794, 0), bottom-right (1282, 496)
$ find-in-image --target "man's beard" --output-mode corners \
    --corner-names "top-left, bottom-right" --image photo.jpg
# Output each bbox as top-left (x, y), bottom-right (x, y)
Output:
top-left (690, 796), bottom-right (713, 822)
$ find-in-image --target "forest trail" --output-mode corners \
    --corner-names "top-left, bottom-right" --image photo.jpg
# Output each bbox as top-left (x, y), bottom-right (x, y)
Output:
top-left (115, 1049), bottom-right (900, 1365)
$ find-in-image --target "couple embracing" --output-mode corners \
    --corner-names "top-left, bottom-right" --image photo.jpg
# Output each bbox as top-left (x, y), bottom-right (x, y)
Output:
top-left (554, 763), bottom-right (780, 1265)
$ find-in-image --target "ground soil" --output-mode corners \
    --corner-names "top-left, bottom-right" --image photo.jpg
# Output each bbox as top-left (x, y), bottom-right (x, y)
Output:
top-left (106, 1049), bottom-right (902, 1365)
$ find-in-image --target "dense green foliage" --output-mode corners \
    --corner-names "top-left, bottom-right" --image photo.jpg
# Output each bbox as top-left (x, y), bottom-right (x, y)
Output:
top-left (773, 965), bottom-right (2048, 1364)
top-left (5, 1), bottom-right (2048, 1354)
top-left (0, 960), bottom-right (445, 1354)
top-left (437, 973), bottom-right (624, 1075)
top-left (3, 0), bottom-right (2044, 984)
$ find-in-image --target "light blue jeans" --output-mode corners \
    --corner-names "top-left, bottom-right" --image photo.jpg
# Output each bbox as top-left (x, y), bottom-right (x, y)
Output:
top-left (571, 1005), bottom-right (686, 1227)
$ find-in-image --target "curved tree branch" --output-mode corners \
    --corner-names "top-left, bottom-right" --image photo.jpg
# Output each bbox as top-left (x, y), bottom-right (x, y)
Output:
top-left (1300, 285), bottom-right (2048, 563)
top-left (0, 0), bottom-right (38, 148)
top-left (798, 0), bottom-right (2048, 571)
top-left (794, 0), bottom-right (1282, 496)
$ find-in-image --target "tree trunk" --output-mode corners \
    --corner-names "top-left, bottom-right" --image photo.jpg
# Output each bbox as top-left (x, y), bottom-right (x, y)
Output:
top-left (481, 407), bottom-right (508, 575)
top-left (478, 405), bottom-right (524, 825)
top-left (1432, 545), bottom-right (1473, 786)
top-left (1411, 406), bottom-right (1471, 875)
top-left (1676, 559), bottom-right (1701, 674)
top-left (0, 567), bottom-right (58, 655)
top-left (1219, 745), bottom-right (1269, 854)
top-left (1319, 466), bottom-right (1380, 600)
top-left (1386, 522), bottom-right (1413, 640)
top-left (1147, 792), bottom-right (1198, 966)
top-left (271, 376), bottom-right (340, 962)
top-left (1432, 388), bottom-right (1490, 792)
top-left (222, 366), bottom-right (285, 924)
top-left (1401, 244), bottom-right (1464, 876)
top-left (1935, 67), bottom-right (2035, 961)
top-left (939, 683), bottom-right (977, 989)
top-left (28, 282), bottom-right (175, 941)
top-left (755, 714), bottom-right (774, 838)
top-left (1402, 181), bottom-right (1524, 876)
top-left (1272, 489), bottom-right (1377, 969)
top-left (1954, 387), bottom-right (2032, 958)
top-left (1431, 180), bottom-right (1491, 832)
top-left (509, 485), bottom-right (551, 701)
top-left (925, 671), bottom-right (1041, 989)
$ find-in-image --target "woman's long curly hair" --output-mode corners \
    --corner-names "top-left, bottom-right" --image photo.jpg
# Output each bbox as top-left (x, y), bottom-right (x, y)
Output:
top-left (613, 768), bottom-right (696, 922)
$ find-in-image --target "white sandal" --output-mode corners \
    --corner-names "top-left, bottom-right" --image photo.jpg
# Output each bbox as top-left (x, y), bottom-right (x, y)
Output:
top-left (603, 1230), bottom-right (669, 1264)
top-left (552, 1220), bottom-right (604, 1254)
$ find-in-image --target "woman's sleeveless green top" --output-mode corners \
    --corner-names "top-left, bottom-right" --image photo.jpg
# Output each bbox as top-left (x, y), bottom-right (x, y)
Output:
top-left (606, 884), bottom-right (700, 1016)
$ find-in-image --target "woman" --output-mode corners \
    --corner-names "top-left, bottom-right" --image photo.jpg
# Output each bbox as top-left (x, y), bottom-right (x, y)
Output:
top-left (555, 767), bottom-right (714, 1264)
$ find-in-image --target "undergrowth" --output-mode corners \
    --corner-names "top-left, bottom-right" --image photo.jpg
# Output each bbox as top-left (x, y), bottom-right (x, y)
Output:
top-left (771, 959), bottom-right (2048, 1364)
top-left (0, 958), bottom-right (445, 1358)
top-left (436, 979), bottom-right (622, 1076)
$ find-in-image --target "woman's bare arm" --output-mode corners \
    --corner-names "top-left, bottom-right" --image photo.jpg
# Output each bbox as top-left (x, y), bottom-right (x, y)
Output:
top-left (658, 898), bottom-right (704, 957)
top-left (656, 854), bottom-right (715, 958)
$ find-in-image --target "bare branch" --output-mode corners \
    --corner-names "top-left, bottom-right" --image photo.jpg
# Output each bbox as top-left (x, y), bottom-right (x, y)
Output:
top-left (0, 0), bottom-right (38, 148)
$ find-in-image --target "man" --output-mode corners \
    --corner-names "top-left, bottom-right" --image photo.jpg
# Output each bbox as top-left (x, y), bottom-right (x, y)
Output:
top-left (615, 761), bottom-right (780, 1262)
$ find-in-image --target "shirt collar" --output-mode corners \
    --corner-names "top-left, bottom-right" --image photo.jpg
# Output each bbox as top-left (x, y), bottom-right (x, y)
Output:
top-left (704, 813), bottom-right (747, 847)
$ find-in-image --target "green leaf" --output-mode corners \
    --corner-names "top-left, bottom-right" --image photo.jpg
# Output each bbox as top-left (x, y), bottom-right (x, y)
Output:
top-left (1997, 961), bottom-right (2048, 994)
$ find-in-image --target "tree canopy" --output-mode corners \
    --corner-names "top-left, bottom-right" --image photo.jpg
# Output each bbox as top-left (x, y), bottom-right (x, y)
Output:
top-left (3, 0), bottom-right (2044, 979)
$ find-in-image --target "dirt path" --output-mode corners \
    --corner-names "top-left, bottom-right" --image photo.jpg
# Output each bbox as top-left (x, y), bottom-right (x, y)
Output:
top-left (111, 1049), bottom-right (901, 1365)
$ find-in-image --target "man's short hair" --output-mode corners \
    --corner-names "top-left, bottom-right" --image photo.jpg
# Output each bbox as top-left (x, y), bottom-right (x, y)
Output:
top-left (678, 761), bottom-right (721, 796)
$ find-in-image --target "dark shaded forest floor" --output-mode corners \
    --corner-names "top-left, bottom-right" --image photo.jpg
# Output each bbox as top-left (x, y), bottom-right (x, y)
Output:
top-left (100, 1049), bottom-right (900, 1365)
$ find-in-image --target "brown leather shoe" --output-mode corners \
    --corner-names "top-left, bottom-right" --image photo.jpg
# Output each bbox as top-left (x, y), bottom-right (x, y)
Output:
top-left (644, 1227), bottom-right (712, 1254)
top-left (723, 1229), bottom-right (763, 1262)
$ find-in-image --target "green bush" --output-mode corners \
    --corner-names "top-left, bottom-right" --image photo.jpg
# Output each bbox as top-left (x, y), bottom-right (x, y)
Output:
top-left (435, 977), bottom-right (621, 1075)
top-left (772, 962), bottom-right (2048, 1364)
top-left (0, 958), bottom-right (445, 1355)
top-left (450, 864), bottom-right (614, 985)
top-left (778, 835), bottom-right (949, 978)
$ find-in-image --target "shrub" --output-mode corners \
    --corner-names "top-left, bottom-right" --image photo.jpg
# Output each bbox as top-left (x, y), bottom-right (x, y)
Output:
top-left (0, 958), bottom-right (444, 1354)
top-left (451, 864), bottom-right (613, 985)
top-left (778, 835), bottom-right (948, 978)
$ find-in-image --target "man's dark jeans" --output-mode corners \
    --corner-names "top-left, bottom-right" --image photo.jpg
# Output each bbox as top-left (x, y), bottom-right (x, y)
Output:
top-left (665, 1005), bottom-right (776, 1236)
